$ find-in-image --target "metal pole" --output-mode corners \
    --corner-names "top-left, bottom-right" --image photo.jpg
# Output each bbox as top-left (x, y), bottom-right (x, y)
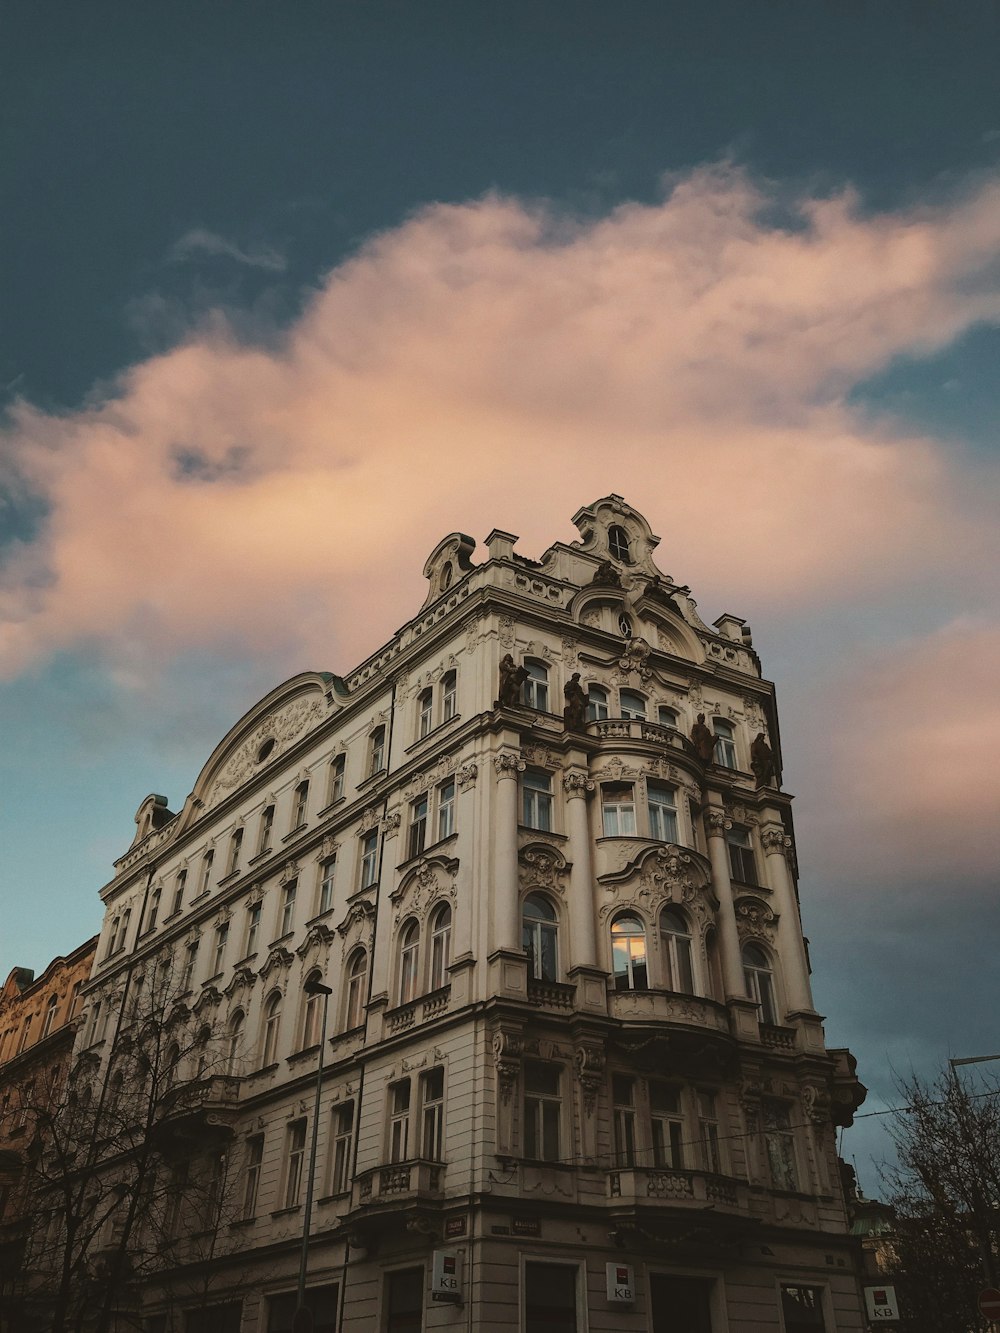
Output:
top-left (295, 979), bottom-right (332, 1332)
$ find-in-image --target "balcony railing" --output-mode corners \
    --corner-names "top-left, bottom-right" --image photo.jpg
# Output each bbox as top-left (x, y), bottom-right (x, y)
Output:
top-left (609, 989), bottom-right (731, 1034)
top-left (526, 978), bottom-right (576, 1009)
top-left (608, 1166), bottom-right (745, 1211)
top-left (759, 1023), bottom-right (797, 1051)
top-left (587, 720), bottom-right (689, 751)
top-left (352, 1158), bottom-right (445, 1209)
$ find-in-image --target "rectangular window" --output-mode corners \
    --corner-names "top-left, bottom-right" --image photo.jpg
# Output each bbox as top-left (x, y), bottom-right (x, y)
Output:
top-left (781, 1285), bottom-right (826, 1332)
top-left (181, 940), bottom-right (199, 992)
top-left (389, 1080), bottom-right (411, 1163)
top-left (523, 1061), bottom-right (561, 1161)
top-left (524, 1262), bottom-right (577, 1333)
top-left (587, 686), bottom-right (609, 721)
top-left (212, 922), bottom-right (229, 976)
top-left (601, 783), bottom-right (636, 836)
top-left (408, 794), bottom-right (428, 859)
top-left (650, 1275), bottom-right (713, 1333)
top-left (726, 827), bottom-right (757, 884)
top-left (420, 1068), bottom-right (444, 1161)
top-left (278, 881), bottom-right (297, 937)
top-left (199, 851), bottom-right (214, 896)
top-left (284, 1120), bottom-right (307, 1208)
top-left (612, 1075), bottom-right (637, 1167)
top-left (441, 672), bottom-right (457, 721)
top-left (764, 1101), bottom-right (798, 1191)
top-left (647, 782), bottom-right (678, 842)
top-left (144, 887), bottom-right (162, 933)
top-left (437, 778), bottom-right (455, 841)
top-left (245, 902), bottom-right (262, 956)
top-left (318, 858), bottom-right (336, 915)
top-left (697, 1091), bottom-right (722, 1174)
top-left (267, 1285), bottom-right (340, 1333)
top-left (227, 827), bottom-right (243, 877)
top-left (292, 780), bottom-right (309, 829)
top-left (650, 1082), bottom-right (685, 1169)
top-left (242, 1134), bottom-right (263, 1218)
top-left (258, 805), bottom-right (275, 856)
top-left (87, 1000), bottom-right (102, 1046)
top-left (522, 771), bottom-right (553, 831)
top-left (171, 869), bottom-right (187, 916)
top-left (369, 727), bottom-right (385, 776)
top-left (329, 1102), bottom-right (354, 1195)
top-left (329, 753), bottom-right (346, 804)
top-left (418, 690), bottom-right (433, 738)
top-left (385, 1268), bottom-right (423, 1333)
top-left (360, 830), bottom-right (379, 888)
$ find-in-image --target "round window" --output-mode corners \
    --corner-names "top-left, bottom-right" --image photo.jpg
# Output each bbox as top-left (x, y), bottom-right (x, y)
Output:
top-left (618, 613), bottom-right (633, 639)
top-left (439, 562), bottom-right (453, 591)
top-left (256, 737), bottom-right (276, 763)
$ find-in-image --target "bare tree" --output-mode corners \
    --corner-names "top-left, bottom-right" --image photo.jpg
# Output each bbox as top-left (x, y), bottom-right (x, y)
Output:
top-left (1, 958), bottom-right (249, 1333)
top-left (880, 1066), bottom-right (1000, 1333)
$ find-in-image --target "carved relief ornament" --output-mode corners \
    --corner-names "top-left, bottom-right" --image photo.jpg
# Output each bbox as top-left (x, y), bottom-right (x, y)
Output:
top-left (494, 752), bottom-right (526, 780)
top-left (574, 1042), bottom-right (606, 1116)
top-left (208, 697), bottom-right (326, 804)
top-left (562, 770), bottom-right (595, 798)
top-left (734, 896), bottom-right (779, 943)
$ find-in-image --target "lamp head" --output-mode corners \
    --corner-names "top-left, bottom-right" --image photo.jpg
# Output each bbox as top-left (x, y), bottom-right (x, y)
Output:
top-left (303, 976), bottom-right (333, 997)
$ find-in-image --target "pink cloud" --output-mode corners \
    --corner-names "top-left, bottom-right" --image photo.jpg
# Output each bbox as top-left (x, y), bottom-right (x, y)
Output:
top-left (1, 164), bottom-right (999, 681)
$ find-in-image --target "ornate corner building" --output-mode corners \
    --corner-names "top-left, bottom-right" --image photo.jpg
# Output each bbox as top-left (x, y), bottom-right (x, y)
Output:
top-left (72, 496), bottom-right (866, 1332)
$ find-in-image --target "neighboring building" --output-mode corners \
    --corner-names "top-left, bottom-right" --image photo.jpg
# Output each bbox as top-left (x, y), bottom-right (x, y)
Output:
top-left (70, 495), bottom-right (866, 1331)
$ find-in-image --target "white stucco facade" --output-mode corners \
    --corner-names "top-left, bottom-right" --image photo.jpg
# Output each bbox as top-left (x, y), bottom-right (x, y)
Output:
top-left (79, 495), bottom-right (867, 1333)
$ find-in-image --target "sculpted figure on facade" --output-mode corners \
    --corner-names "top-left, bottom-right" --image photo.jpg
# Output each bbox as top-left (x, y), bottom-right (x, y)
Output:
top-left (562, 673), bottom-right (588, 731)
top-left (690, 712), bottom-right (717, 763)
top-left (750, 732), bottom-right (776, 787)
top-left (590, 559), bottom-right (622, 588)
top-left (497, 653), bottom-right (527, 707)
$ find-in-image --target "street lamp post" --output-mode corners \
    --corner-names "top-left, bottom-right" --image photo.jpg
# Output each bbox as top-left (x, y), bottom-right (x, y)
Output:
top-left (294, 975), bottom-right (334, 1333)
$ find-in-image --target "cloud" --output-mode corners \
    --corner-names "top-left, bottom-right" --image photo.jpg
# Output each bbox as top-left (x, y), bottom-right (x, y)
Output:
top-left (168, 228), bottom-right (287, 272)
top-left (1, 164), bottom-right (999, 689)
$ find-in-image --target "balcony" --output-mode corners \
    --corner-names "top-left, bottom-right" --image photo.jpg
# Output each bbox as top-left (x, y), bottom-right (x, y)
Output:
top-left (153, 1074), bottom-right (242, 1151)
top-left (609, 989), bottom-right (731, 1036)
top-left (759, 1022), bottom-right (798, 1052)
top-left (385, 985), bottom-right (451, 1034)
top-left (608, 1166), bottom-right (747, 1215)
top-left (353, 1158), bottom-right (445, 1208)
top-left (526, 978), bottom-right (576, 1010)
top-left (587, 719), bottom-right (689, 751)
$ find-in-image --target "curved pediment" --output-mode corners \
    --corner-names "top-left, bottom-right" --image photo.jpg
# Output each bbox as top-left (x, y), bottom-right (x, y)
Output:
top-left (186, 671), bottom-right (350, 818)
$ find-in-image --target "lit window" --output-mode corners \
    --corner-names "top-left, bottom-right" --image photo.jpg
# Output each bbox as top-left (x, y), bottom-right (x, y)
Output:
top-left (698, 1091), bottom-right (722, 1174)
top-left (743, 943), bottom-right (777, 1024)
top-left (359, 831), bottom-right (379, 888)
top-left (713, 718), bottom-right (737, 769)
top-left (437, 778), bottom-right (456, 841)
top-left (261, 991), bottom-right (282, 1066)
top-left (329, 1102), bottom-right (354, 1194)
top-left (284, 1119), bottom-right (307, 1208)
top-left (421, 1067), bottom-right (445, 1161)
top-left (764, 1101), bottom-right (798, 1191)
top-left (291, 780), bottom-right (309, 830)
top-left (408, 794), bottom-right (428, 860)
top-left (650, 1082), bottom-right (684, 1168)
top-left (611, 915), bottom-right (648, 991)
top-left (344, 949), bottom-right (367, 1030)
top-left (398, 920), bottom-right (420, 1004)
top-left (212, 921), bottom-right (229, 977)
top-left (242, 1134), bottom-right (263, 1218)
top-left (522, 771), bottom-right (553, 831)
top-left (659, 907), bottom-right (694, 993)
top-left (417, 689), bottom-right (433, 739)
top-left (523, 661), bottom-right (549, 712)
top-left (328, 752), bottom-right (346, 804)
top-left (278, 881), bottom-right (297, 937)
top-left (318, 857), bottom-right (336, 915)
top-left (523, 1061), bottom-right (561, 1160)
top-left (429, 903), bottom-right (452, 991)
top-left (608, 524), bottom-right (632, 563)
top-left (227, 828), bottom-right (243, 877)
top-left (522, 894), bottom-right (558, 982)
top-left (587, 685), bottom-right (609, 721)
top-left (602, 783), bottom-right (636, 836)
top-left (301, 970), bottom-right (323, 1049)
top-left (389, 1080), bottom-right (411, 1162)
top-left (619, 690), bottom-right (646, 720)
top-left (245, 902), bottom-right (262, 956)
top-left (726, 826), bottom-right (758, 884)
top-left (612, 1075), bottom-right (637, 1166)
top-left (258, 805), bottom-right (275, 856)
top-left (369, 727), bottom-right (385, 777)
top-left (647, 782), bottom-right (678, 842)
top-left (441, 671), bottom-right (457, 721)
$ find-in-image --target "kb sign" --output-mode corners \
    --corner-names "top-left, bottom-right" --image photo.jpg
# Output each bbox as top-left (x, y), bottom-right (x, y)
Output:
top-left (606, 1263), bottom-right (635, 1304)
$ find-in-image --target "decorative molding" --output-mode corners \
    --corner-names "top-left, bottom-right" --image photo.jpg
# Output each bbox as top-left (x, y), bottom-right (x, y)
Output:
top-left (390, 856), bottom-right (460, 926)
top-left (382, 812), bottom-right (401, 839)
top-left (760, 827), bottom-right (793, 856)
top-left (498, 616), bottom-right (516, 651)
top-left (491, 1027), bottom-right (522, 1104)
top-left (258, 945), bottom-right (295, 982)
top-left (518, 844), bottom-right (569, 897)
top-left (612, 635), bottom-right (653, 684)
top-left (574, 1042), bottom-right (605, 1116)
top-left (279, 859), bottom-right (299, 886)
top-left (562, 770), bottom-right (595, 798)
top-left (208, 697), bottom-right (326, 806)
top-left (494, 752), bottom-right (526, 780)
top-left (734, 895), bottom-right (779, 943)
top-left (705, 810), bottom-right (731, 838)
top-left (456, 762), bottom-right (479, 791)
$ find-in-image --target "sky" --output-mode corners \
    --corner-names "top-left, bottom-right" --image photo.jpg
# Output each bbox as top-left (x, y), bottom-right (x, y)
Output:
top-left (2, 0), bottom-right (999, 1188)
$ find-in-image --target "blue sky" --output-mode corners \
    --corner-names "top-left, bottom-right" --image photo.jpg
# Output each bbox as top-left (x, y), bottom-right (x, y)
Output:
top-left (3, 0), bottom-right (999, 1185)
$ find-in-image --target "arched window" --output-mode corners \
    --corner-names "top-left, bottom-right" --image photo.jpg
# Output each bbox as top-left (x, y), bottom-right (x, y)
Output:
top-left (522, 894), bottom-right (558, 982)
top-left (195, 1024), bottom-right (211, 1079)
top-left (441, 671), bottom-right (457, 722)
top-left (429, 903), bottom-right (452, 991)
top-left (713, 718), bottom-right (737, 769)
top-left (261, 991), bottom-right (282, 1067)
top-left (619, 690), bottom-right (646, 720)
top-left (523, 660), bottom-right (549, 712)
top-left (164, 1042), bottom-right (181, 1087)
top-left (742, 943), bottom-right (777, 1025)
top-left (301, 970), bottom-right (323, 1049)
top-left (587, 685), bottom-right (609, 721)
top-left (344, 949), bottom-right (367, 1030)
top-left (608, 525), bottom-right (632, 563)
top-left (227, 1010), bottom-right (245, 1075)
top-left (611, 915), bottom-right (648, 992)
top-left (41, 995), bottom-right (59, 1040)
top-left (398, 920), bottom-right (420, 1005)
top-left (417, 688), bottom-right (434, 740)
top-left (659, 907), bottom-right (695, 994)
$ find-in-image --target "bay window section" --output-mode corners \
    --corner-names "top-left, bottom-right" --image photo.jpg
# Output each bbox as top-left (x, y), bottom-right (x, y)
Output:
top-left (646, 782), bottom-right (677, 842)
top-left (726, 826), bottom-right (758, 884)
top-left (601, 783), bottom-right (636, 836)
top-left (437, 778), bottom-right (456, 841)
top-left (742, 943), bottom-right (777, 1024)
top-left (523, 1061), bottom-right (561, 1161)
top-left (429, 903), bottom-right (452, 990)
top-left (388, 1080), bottom-right (411, 1162)
top-left (619, 690), bottom-right (646, 720)
top-left (522, 771), bottom-right (553, 831)
top-left (398, 921), bottom-right (420, 1005)
top-left (523, 661), bottom-right (549, 712)
top-left (697, 1091), bottom-right (722, 1174)
top-left (764, 1101), bottom-right (798, 1190)
top-left (650, 1082), bottom-right (684, 1169)
top-left (659, 907), bottom-right (695, 994)
top-left (611, 915), bottom-right (648, 991)
top-left (408, 794), bottom-right (428, 859)
top-left (713, 718), bottom-right (737, 769)
top-left (420, 1067), bottom-right (444, 1161)
top-left (612, 1075), bottom-right (637, 1166)
top-left (441, 670), bottom-right (457, 721)
top-left (329, 1102), bottom-right (354, 1195)
top-left (587, 685), bottom-right (609, 721)
top-left (522, 894), bottom-right (558, 982)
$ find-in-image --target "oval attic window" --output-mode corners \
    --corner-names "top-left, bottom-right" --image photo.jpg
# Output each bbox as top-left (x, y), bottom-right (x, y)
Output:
top-left (256, 738), bottom-right (276, 764)
top-left (439, 562), bottom-right (454, 591)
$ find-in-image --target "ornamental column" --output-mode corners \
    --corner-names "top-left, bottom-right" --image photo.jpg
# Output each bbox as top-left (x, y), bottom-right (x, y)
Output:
top-left (759, 817), bottom-right (814, 1017)
top-left (562, 765), bottom-right (597, 969)
top-left (492, 747), bottom-right (525, 954)
top-left (704, 803), bottom-right (747, 1000)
